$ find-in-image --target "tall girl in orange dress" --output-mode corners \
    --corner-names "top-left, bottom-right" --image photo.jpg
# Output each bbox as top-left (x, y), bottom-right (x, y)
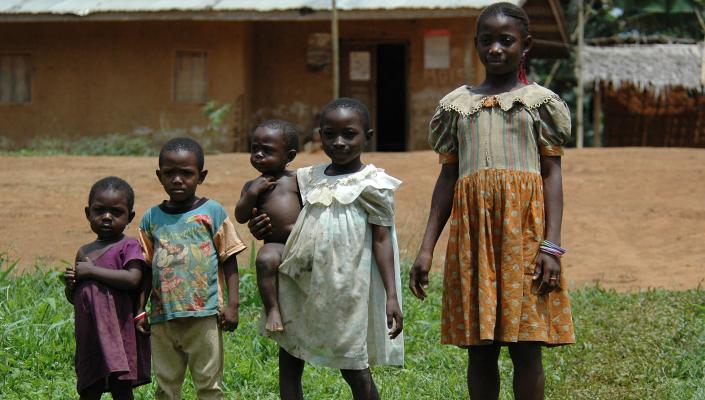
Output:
top-left (409, 3), bottom-right (575, 399)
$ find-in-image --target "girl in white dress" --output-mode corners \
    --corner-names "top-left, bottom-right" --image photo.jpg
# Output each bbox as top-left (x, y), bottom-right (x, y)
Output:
top-left (257, 98), bottom-right (404, 400)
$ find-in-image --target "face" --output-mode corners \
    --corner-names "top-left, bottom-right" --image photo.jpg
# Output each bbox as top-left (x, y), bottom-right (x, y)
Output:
top-left (156, 150), bottom-right (206, 204)
top-left (85, 189), bottom-right (134, 240)
top-left (475, 13), bottom-right (530, 75)
top-left (250, 127), bottom-right (295, 175)
top-left (320, 108), bottom-right (372, 167)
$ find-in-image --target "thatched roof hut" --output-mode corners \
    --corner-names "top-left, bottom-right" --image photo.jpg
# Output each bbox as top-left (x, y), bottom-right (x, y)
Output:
top-left (583, 44), bottom-right (705, 147)
top-left (583, 44), bottom-right (703, 96)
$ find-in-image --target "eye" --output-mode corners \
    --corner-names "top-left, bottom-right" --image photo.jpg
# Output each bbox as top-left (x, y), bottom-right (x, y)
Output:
top-left (500, 35), bottom-right (515, 46)
top-left (343, 131), bottom-right (358, 140)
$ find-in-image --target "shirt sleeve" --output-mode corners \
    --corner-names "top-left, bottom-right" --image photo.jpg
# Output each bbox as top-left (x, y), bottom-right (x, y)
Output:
top-left (358, 186), bottom-right (397, 227)
top-left (121, 238), bottom-right (146, 269)
top-left (428, 105), bottom-right (459, 164)
top-left (138, 212), bottom-right (154, 265)
top-left (214, 216), bottom-right (247, 263)
top-left (537, 97), bottom-right (572, 157)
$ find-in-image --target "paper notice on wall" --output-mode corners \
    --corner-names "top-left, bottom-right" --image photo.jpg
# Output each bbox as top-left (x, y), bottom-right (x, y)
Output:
top-left (424, 29), bottom-right (450, 69)
top-left (350, 51), bottom-right (371, 81)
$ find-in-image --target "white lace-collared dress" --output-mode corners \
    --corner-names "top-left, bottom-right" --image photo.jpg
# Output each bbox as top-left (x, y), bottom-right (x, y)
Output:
top-left (270, 164), bottom-right (405, 370)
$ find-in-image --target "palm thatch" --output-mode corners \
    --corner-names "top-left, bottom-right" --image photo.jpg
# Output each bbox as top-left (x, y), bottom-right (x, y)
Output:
top-left (583, 44), bottom-right (704, 96)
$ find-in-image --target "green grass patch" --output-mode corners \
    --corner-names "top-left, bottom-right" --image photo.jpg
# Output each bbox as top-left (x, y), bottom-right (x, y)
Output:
top-left (1, 253), bottom-right (704, 399)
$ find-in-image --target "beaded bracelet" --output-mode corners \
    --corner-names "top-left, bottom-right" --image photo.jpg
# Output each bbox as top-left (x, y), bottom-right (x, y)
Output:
top-left (539, 240), bottom-right (566, 257)
top-left (133, 311), bottom-right (147, 322)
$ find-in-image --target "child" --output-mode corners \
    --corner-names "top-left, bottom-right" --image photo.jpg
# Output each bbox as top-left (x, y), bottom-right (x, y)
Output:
top-left (137, 138), bottom-right (247, 399)
top-left (409, 3), bottom-right (575, 399)
top-left (235, 119), bottom-right (301, 332)
top-left (251, 98), bottom-right (404, 400)
top-left (63, 176), bottom-right (150, 399)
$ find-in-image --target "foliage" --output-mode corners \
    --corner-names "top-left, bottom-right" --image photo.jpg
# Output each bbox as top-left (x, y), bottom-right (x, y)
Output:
top-left (0, 101), bottom-right (233, 156)
top-left (1, 252), bottom-right (705, 399)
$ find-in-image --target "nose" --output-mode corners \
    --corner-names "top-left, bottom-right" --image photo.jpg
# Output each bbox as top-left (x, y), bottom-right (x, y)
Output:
top-left (489, 42), bottom-right (502, 54)
top-left (254, 151), bottom-right (264, 159)
top-left (333, 136), bottom-right (346, 148)
top-left (101, 212), bottom-right (113, 221)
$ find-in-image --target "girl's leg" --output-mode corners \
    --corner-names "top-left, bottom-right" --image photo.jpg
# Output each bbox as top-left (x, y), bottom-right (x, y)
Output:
top-left (340, 368), bottom-right (379, 400)
top-left (467, 344), bottom-right (501, 400)
top-left (279, 347), bottom-right (305, 400)
top-left (79, 380), bottom-right (105, 400)
top-left (108, 375), bottom-right (134, 400)
top-left (507, 342), bottom-right (544, 400)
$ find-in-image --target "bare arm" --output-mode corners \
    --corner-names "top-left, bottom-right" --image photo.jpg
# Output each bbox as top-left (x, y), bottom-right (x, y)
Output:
top-left (135, 265), bottom-right (152, 335)
top-left (371, 225), bottom-right (403, 339)
top-left (235, 177), bottom-right (276, 224)
top-left (74, 258), bottom-right (143, 290)
top-left (409, 163), bottom-right (458, 300)
top-left (533, 156), bottom-right (563, 294)
top-left (217, 255), bottom-right (240, 331)
top-left (63, 251), bottom-right (82, 304)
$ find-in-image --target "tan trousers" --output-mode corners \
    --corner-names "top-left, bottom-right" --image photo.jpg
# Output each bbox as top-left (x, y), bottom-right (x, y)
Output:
top-left (151, 315), bottom-right (224, 400)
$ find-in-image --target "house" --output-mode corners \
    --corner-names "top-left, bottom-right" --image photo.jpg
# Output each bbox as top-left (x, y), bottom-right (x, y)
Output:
top-left (0, 0), bottom-right (568, 151)
top-left (583, 42), bottom-right (705, 147)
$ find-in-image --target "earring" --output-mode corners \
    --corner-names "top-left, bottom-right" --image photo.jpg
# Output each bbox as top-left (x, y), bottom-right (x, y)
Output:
top-left (518, 54), bottom-right (529, 84)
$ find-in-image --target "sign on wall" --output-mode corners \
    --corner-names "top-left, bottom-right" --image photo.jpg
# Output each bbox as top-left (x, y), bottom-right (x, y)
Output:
top-left (349, 51), bottom-right (371, 81)
top-left (424, 29), bottom-right (450, 69)
top-left (307, 33), bottom-right (332, 70)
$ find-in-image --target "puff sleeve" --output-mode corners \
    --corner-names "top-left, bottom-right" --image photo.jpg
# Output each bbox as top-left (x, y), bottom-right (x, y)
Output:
top-left (537, 97), bottom-right (572, 157)
top-left (358, 186), bottom-right (397, 227)
top-left (428, 105), bottom-right (459, 164)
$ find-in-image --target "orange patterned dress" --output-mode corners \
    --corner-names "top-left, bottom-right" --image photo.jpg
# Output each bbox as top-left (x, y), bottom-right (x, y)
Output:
top-left (429, 84), bottom-right (575, 347)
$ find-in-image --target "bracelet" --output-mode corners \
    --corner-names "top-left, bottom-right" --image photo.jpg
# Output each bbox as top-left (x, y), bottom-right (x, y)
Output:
top-left (133, 311), bottom-right (147, 322)
top-left (539, 240), bottom-right (566, 257)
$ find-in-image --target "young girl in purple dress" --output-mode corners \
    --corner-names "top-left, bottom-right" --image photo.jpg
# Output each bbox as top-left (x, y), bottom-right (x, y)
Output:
top-left (63, 177), bottom-right (150, 399)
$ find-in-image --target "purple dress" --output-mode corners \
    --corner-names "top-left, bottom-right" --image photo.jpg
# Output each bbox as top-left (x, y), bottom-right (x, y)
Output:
top-left (72, 237), bottom-right (151, 394)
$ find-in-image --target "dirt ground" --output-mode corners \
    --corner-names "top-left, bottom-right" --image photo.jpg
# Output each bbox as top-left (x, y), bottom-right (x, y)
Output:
top-left (1, 148), bottom-right (704, 291)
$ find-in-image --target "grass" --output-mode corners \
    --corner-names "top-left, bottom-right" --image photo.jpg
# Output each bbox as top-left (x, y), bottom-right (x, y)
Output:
top-left (1, 252), bottom-right (704, 399)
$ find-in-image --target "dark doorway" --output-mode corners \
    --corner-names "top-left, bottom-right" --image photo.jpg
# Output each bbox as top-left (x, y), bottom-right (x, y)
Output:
top-left (376, 44), bottom-right (407, 151)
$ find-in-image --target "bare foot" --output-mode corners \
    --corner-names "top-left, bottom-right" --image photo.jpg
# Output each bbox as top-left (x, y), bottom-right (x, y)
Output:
top-left (265, 307), bottom-right (284, 332)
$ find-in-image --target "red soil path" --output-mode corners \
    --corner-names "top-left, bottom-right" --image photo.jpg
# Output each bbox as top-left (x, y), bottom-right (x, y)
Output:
top-left (1, 148), bottom-right (703, 291)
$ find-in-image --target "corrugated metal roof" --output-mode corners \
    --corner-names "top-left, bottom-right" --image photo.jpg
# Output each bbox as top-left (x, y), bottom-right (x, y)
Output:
top-left (1, 0), bottom-right (518, 15)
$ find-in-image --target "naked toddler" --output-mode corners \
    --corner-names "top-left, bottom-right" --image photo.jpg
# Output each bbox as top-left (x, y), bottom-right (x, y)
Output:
top-left (235, 119), bottom-right (302, 332)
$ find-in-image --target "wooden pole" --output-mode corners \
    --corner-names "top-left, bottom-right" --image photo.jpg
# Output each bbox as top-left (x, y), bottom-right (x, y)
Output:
top-left (593, 83), bottom-right (602, 147)
top-left (575, 0), bottom-right (584, 148)
top-left (331, 0), bottom-right (340, 99)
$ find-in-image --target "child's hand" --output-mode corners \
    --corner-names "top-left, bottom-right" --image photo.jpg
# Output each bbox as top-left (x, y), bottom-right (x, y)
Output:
top-left (533, 253), bottom-right (561, 295)
top-left (248, 208), bottom-right (273, 239)
top-left (63, 267), bottom-right (76, 289)
top-left (136, 317), bottom-right (151, 336)
top-left (409, 251), bottom-right (432, 300)
top-left (218, 305), bottom-right (239, 332)
top-left (74, 258), bottom-right (96, 280)
top-left (249, 176), bottom-right (277, 195)
top-left (386, 298), bottom-right (403, 339)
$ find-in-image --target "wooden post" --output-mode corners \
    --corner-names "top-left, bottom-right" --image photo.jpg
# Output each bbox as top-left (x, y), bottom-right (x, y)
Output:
top-left (593, 83), bottom-right (602, 147)
top-left (331, 0), bottom-right (340, 99)
top-left (575, 0), bottom-right (584, 148)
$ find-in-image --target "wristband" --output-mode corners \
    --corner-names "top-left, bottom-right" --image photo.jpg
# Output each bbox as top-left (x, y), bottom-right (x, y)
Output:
top-left (539, 240), bottom-right (566, 257)
top-left (133, 311), bottom-right (147, 322)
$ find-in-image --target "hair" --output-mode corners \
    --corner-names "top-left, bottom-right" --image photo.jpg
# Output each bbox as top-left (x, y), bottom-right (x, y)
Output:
top-left (158, 137), bottom-right (205, 170)
top-left (256, 119), bottom-right (300, 151)
top-left (477, 2), bottom-right (531, 39)
top-left (320, 97), bottom-right (371, 132)
top-left (88, 176), bottom-right (135, 211)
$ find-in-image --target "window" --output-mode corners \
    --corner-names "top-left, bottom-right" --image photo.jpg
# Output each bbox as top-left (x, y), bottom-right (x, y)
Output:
top-left (0, 54), bottom-right (31, 104)
top-left (173, 51), bottom-right (207, 103)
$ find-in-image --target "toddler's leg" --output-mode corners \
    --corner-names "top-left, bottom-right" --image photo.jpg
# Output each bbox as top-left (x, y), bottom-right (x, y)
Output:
top-left (279, 348), bottom-right (305, 400)
top-left (340, 368), bottom-right (380, 400)
top-left (508, 342), bottom-right (544, 400)
top-left (182, 316), bottom-right (224, 400)
top-left (79, 380), bottom-right (104, 400)
top-left (256, 243), bottom-right (285, 332)
top-left (152, 320), bottom-right (189, 400)
top-left (108, 375), bottom-right (134, 400)
top-left (467, 344), bottom-right (501, 400)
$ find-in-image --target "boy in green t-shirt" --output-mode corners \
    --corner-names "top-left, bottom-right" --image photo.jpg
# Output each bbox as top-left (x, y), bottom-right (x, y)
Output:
top-left (138, 138), bottom-right (246, 399)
